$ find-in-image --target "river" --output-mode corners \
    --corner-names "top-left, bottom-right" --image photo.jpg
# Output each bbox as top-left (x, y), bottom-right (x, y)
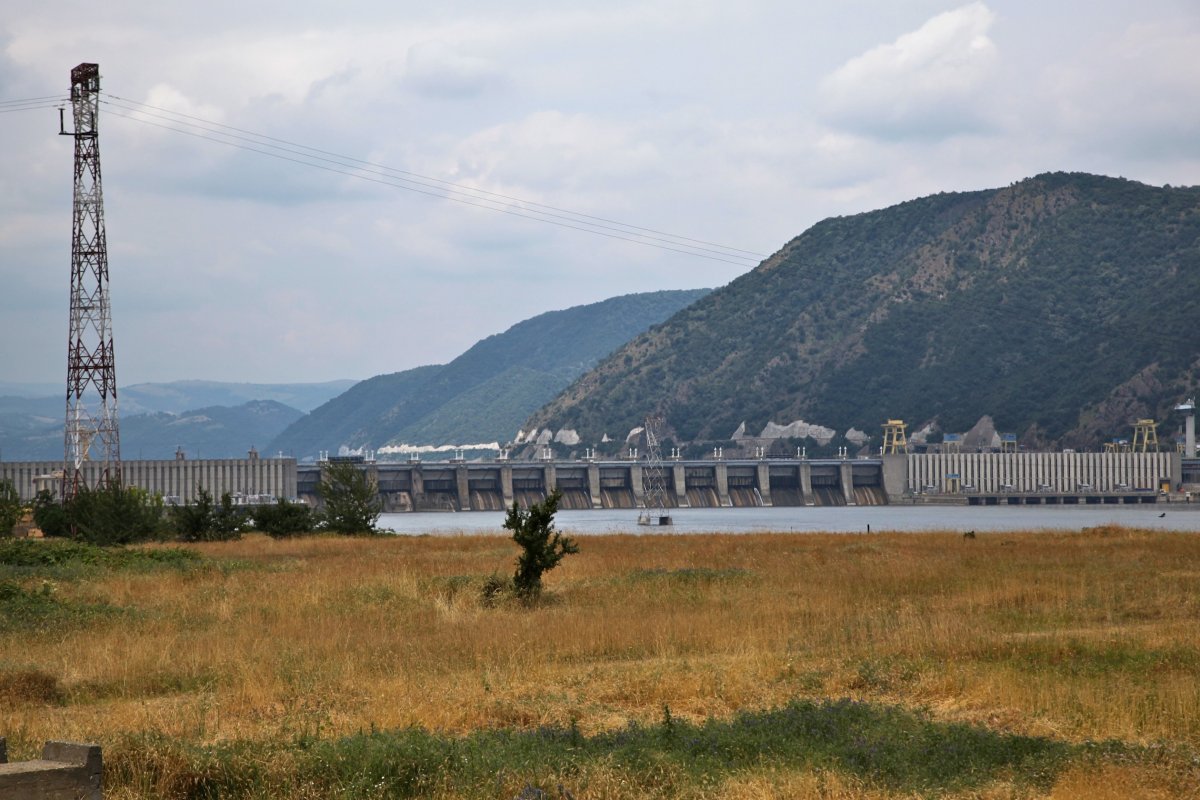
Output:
top-left (379, 504), bottom-right (1200, 536)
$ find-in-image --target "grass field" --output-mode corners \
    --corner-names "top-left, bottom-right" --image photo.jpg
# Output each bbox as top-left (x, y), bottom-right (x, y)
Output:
top-left (2, 526), bottom-right (1199, 798)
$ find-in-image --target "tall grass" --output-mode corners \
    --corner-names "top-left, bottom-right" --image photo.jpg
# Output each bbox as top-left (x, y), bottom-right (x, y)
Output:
top-left (2, 526), bottom-right (1198, 797)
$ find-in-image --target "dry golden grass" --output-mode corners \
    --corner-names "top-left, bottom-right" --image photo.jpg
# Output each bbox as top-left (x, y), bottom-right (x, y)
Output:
top-left (3, 526), bottom-right (1200, 797)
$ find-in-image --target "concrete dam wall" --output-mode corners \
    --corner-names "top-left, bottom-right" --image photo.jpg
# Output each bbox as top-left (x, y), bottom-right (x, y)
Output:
top-left (296, 459), bottom-right (888, 512)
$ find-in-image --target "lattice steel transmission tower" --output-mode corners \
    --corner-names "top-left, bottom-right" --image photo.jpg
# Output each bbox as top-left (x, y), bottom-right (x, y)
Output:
top-left (61, 62), bottom-right (120, 499)
top-left (638, 415), bottom-right (673, 526)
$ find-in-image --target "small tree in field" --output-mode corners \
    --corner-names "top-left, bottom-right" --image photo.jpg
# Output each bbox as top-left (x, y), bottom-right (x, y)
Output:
top-left (504, 489), bottom-right (578, 602)
top-left (318, 460), bottom-right (381, 534)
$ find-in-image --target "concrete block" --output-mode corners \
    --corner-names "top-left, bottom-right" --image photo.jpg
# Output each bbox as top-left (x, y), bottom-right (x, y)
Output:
top-left (0, 740), bottom-right (102, 800)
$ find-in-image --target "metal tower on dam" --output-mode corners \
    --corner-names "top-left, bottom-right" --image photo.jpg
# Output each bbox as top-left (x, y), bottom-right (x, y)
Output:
top-left (61, 62), bottom-right (121, 499)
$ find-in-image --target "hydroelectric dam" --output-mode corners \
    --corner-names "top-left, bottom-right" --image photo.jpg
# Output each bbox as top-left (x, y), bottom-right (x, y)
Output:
top-left (1, 451), bottom-right (1187, 510)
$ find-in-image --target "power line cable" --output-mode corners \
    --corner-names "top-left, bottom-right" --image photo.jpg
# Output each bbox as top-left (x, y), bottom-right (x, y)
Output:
top-left (98, 105), bottom-right (761, 267)
top-left (99, 92), bottom-right (767, 261)
top-left (0, 97), bottom-right (67, 114)
top-left (104, 92), bottom-right (766, 258)
top-left (0, 103), bottom-right (63, 114)
top-left (0, 94), bottom-right (68, 106)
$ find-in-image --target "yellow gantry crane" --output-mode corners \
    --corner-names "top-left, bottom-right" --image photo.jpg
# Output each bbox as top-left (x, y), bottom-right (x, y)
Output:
top-left (1131, 419), bottom-right (1159, 453)
top-left (881, 419), bottom-right (908, 454)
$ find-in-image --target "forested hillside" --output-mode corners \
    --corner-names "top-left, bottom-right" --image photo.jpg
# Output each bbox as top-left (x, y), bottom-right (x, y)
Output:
top-left (268, 289), bottom-right (710, 458)
top-left (526, 174), bottom-right (1200, 452)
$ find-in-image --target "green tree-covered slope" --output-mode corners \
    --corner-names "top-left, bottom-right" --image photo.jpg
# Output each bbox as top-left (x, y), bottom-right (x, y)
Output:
top-left (268, 289), bottom-right (710, 458)
top-left (527, 174), bottom-right (1200, 450)
top-left (121, 400), bottom-right (304, 459)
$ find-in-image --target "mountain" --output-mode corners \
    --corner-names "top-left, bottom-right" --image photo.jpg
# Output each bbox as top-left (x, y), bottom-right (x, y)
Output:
top-left (526, 173), bottom-right (1200, 452)
top-left (120, 400), bottom-right (304, 459)
top-left (120, 380), bottom-right (356, 414)
top-left (0, 400), bottom-right (304, 461)
top-left (268, 289), bottom-right (711, 458)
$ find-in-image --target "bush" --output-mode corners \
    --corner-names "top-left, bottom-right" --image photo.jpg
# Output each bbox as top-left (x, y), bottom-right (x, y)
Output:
top-left (318, 461), bottom-right (381, 534)
top-left (170, 487), bottom-right (215, 540)
top-left (170, 487), bottom-right (245, 542)
top-left (32, 490), bottom-right (69, 538)
top-left (252, 499), bottom-right (316, 538)
top-left (0, 480), bottom-right (22, 537)
top-left (32, 484), bottom-right (166, 544)
top-left (68, 483), bottom-right (167, 545)
top-left (479, 574), bottom-right (508, 607)
top-left (504, 489), bottom-right (578, 602)
top-left (212, 492), bottom-right (247, 539)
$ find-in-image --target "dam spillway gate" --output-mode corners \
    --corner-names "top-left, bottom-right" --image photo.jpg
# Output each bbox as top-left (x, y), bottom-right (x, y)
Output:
top-left (296, 458), bottom-right (888, 512)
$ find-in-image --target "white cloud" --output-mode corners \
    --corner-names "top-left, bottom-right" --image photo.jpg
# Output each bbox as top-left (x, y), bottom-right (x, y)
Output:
top-left (1034, 20), bottom-right (1200, 163)
top-left (819, 2), bottom-right (998, 140)
top-left (403, 41), bottom-right (504, 99)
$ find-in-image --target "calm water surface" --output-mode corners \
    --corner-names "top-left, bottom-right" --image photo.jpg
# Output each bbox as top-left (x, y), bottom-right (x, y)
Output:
top-left (380, 505), bottom-right (1200, 536)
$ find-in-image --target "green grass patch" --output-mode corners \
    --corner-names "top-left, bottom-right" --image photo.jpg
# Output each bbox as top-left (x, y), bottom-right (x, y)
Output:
top-left (978, 639), bottom-right (1200, 678)
top-left (107, 699), bottom-right (1076, 798)
top-left (0, 579), bottom-right (123, 633)
top-left (71, 668), bottom-right (222, 703)
top-left (846, 656), bottom-right (925, 693)
top-left (0, 538), bottom-right (218, 580)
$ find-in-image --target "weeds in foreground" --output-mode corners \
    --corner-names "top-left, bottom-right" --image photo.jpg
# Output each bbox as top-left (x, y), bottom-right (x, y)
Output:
top-left (0, 579), bottom-right (122, 633)
top-left (0, 538), bottom-right (208, 577)
top-left (107, 699), bottom-right (1081, 798)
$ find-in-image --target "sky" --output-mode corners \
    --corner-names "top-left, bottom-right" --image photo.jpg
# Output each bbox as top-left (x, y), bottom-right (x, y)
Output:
top-left (2, 1), bottom-right (1200, 386)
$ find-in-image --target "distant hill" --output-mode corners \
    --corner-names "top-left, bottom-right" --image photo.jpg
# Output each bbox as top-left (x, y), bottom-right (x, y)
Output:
top-left (120, 380), bottom-right (357, 414)
top-left (0, 399), bottom-right (304, 462)
top-left (0, 378), bottom-right (347, 461)
top-left (268, 289), bottom-right (711, 459)
top-left (526, 173), bottom-right (1200, 453)
top-left (120, 400), bottom-right (304, 460)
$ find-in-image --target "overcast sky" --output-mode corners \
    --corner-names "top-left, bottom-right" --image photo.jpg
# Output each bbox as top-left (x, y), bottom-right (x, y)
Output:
top-left (3, 1), bottom-right (1199, 386)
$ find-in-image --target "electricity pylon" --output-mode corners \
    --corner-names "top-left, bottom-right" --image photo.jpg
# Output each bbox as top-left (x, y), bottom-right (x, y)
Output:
top-left (638, 415), bottom-right (673, 525)
top-left (62, 63), bottom-right (120, 500)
